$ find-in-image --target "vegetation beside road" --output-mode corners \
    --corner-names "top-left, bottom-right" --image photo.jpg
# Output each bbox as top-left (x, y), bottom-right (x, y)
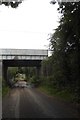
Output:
top-left (2, 79), bottom-right (10, 97)
top-left (38, 85), bottom-right (75, 103)
top-left (38, 2), bottom-right (80, 105)
top-left (2, 67), bottom-right (18, 97)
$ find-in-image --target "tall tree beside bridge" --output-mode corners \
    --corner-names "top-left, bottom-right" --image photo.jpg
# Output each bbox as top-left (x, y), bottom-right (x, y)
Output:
top-left (40, 1), bottom-right (80, 103)
top-left (51, 1), bottom-right (80, 102)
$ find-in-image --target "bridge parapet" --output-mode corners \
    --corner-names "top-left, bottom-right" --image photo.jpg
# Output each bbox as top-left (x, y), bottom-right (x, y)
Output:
top-left (0, 49), bottom-right (48, 60)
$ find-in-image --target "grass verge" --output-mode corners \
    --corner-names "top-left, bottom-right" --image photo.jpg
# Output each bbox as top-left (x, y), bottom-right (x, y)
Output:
top-left (2, 86), bottom-right (10, 97)
top-left (38, 85), bottom-right (75, 103)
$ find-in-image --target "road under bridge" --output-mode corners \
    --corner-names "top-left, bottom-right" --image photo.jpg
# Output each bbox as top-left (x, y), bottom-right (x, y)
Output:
top-left (0, 49), bottom-right (48, 83)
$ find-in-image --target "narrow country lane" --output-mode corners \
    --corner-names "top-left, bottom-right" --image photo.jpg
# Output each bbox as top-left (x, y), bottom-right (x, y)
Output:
top-left (2, 87), bottom-right (79, 118)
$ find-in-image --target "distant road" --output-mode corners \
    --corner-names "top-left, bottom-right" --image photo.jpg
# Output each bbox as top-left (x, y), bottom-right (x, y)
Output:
top-left (2, 87), bottom-right (79, 118)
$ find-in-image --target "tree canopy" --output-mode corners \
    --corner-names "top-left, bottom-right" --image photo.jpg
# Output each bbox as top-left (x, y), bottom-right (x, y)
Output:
top-left (0, 0), bottom-right (23, 8)
top-left (40, 1), bottom-right (80, 103)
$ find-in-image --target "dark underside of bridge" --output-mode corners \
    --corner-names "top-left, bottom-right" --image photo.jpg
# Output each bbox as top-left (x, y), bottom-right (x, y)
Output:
top-left (2, 59), bottom-right (42, 67)
top-left (2, 60), bottom-right (42, 82)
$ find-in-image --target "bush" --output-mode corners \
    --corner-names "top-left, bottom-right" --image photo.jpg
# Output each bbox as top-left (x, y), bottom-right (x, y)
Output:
top-left (29, 76), bottom-right (40, 86)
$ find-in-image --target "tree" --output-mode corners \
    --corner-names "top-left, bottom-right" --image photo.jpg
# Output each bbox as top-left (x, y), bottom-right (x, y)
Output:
top-left (0, 0), bottom-right (23, 8)
top-left (49, 1), bottom-right (80, 102)
top-left (7, 67), bottom-right (18, 79)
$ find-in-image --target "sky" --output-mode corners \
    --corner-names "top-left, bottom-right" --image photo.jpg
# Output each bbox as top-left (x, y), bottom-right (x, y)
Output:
top-left (0, 0), bottom-right (60, 50)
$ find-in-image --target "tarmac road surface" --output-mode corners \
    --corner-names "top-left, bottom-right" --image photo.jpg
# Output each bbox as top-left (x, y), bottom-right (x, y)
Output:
top-left (2, 87), bottom-right (80, 118)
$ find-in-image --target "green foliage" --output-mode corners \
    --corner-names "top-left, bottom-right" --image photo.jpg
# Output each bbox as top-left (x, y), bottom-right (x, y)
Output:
top-left (29, 76), bottom-right (40, 86)
top-left (17, 67), bottom-right (23, 74)
top-left (38, 86), bottom-right (74, 102)
top-left (2, 85), bottom-right (10, 97)
top-left (2, 78), bottom-right (10, 97)
top-left (7, 67), bottom-right (18, 80)
top-left (24, 67), bottom-right (37, 78)
top-left (40, 1), bottom-right (80, 103)
top-left (0, 1), bottom-right (22, 8)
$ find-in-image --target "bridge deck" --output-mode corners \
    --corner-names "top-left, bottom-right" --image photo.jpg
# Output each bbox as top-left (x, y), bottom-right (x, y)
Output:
top-left (0, 49), bottom-right (48, 60)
